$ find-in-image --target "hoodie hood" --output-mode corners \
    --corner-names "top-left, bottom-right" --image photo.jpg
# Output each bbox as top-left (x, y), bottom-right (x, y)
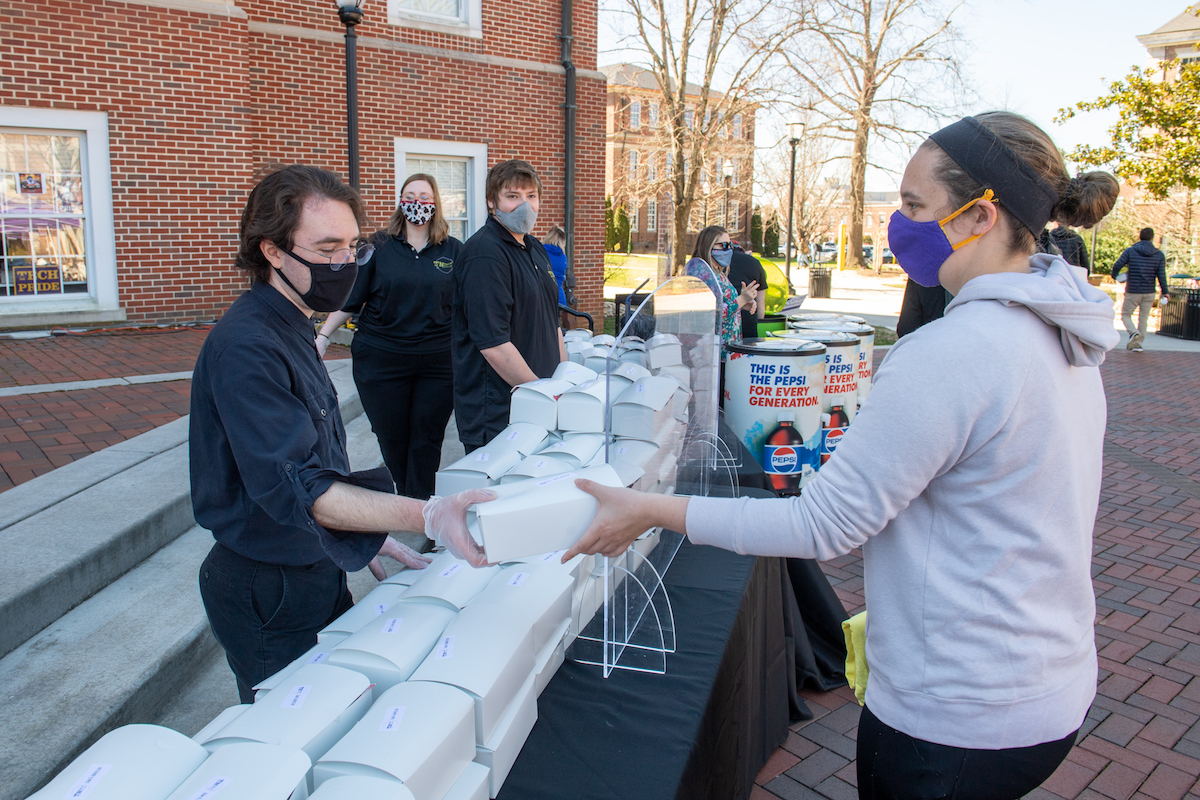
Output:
top-left (946, 253), bottom-right (1120, 367)
top-left (1132, 240), bottom-right (1160, 257)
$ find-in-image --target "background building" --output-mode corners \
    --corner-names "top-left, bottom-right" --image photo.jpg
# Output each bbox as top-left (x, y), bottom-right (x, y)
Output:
top-left (0, 0), bottom-right (606, 330)
top-left (602, 63), bottom-right (755, 255)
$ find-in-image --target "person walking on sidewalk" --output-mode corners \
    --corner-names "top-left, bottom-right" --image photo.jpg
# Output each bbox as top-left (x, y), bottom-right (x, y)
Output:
top-left (1112, 227), bottom-right (1168, 352)
top-left (317, 174), bottom-right (461, 500)
top-left (191, 165), bottom-right (489, 704)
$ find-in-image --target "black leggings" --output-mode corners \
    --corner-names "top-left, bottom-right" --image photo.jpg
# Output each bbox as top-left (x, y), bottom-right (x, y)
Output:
top-left (856, 705), bottom-right (1077, 800)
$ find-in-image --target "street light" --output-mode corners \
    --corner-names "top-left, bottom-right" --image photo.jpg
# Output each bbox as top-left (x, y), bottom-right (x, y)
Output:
top-left (722, 158), bottom-right (733, 234)
top-left (785, 121), bottom-right (804, 295)
top-left (336, 0), bottom-right (365, 190)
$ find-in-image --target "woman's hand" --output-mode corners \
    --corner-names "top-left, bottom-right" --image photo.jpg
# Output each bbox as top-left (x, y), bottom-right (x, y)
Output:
top-left (738, 281), bottom-right (760, 314)
top-left (563, 480), bottom-right (690, 561)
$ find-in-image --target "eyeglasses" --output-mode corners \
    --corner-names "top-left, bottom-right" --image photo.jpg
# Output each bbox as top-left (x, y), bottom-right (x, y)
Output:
top-left (286, 240), bottom-right (374, 272)
top-left (711, 241), bottom-right (734, 252)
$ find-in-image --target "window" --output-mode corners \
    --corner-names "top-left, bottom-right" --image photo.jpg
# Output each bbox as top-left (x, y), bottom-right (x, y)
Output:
top-left (628, 150), bottom-right (639, 181)
top-left (685, 108), bottom-right (694, 129)
top-left (0, 107), bottom-right (118, 320)
top-left (879, 213), bottom-right (885, 225)
top-left (704, 110), bottom-right (711, 130)
top-left (388, 0), bottom-right (482, 38)
top-left (647, 154), bottom-right (657, 182)
top-left (649, 103), bottom-right (659, 126)
top-left (733, 114), bottom-right (743, 139)
top-left (395, 138), bottom-right (487, 240)
top-left (647, 199), bottom-right (657, 233)
top-left (732, 157), bottom-right (740, 184)
top-left (630, 100), bottom-right (641, 129)
top-left (630, 202), bottom-right (639, 232)
top-left (730, 200), bottom-right (739, 233)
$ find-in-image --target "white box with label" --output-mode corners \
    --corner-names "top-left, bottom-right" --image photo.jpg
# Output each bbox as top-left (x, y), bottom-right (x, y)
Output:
top-left (164, 743), bottom-right (311, 800)
top-left (470, 564), bottom-right (574, 655)
top-left (533, 618), bottom-right (570, 696)
top-left (563, 328), bottom-right (592, 342)
top-left (466, 463), bottom-right (641, 563)
top-left (566, 340), bottom-right (594, 364)
top-left (319, 584), bottom-right (408, 642)
top-left (498, 453), bottom-right (572, 484)
top-left (380, 567), bottom-right (423, 587)
top-left (502, 549), bottom-right (594, 590)
top-left (312, 681), bottom-right (476, 800)
top-left (485, 423), bottom-right (550, 457)
top-left (555, 378), bottom-right (630, 433)
top-left (583, 347), bottom-right (613, 373)
top-left (508, 378), bottom-right (573, 430)
top-left (442, 762), bottom-right (490, 800)
top-left (198, 663), bottom-right (373, 765)
top-left (308, 775), bottom-right (415, 800)
top-left (435, 448), bottom-right (525, 496)
top-left (399, 553), bottom-right (500, 610)
top-left (194, 705), bottom-right (252, 740)
top-left (473, 675), bottom-right (537, 799)
top-left (646, 334), bottom-right (684, 369)
top-left (407, 604), bottom-right (535, 744)
top-left (551, 361), bottom-right (598, 385)
top-left (29, 724), bottom-right (208, 800)
top-left (253, 636), bottom-right (346, 699)
top-left (611, 376), bottom-right (680, 439)
top-left (590, 334), bottom-right (617, 347)
top-left (532, 432), bottom-right (604, 469)
top-left (325, 599), bottom-right (458, 692)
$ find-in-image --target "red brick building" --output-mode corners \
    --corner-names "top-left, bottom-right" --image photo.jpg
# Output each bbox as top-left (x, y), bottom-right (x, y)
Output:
top-left (0, 0), bottom-right (605, 330)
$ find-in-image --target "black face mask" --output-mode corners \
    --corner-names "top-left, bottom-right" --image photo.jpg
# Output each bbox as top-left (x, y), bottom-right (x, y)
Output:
top-left (274, 249), bottom-right (359, 313)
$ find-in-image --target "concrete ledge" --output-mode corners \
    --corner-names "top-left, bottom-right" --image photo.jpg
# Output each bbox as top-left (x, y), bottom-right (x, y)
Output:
top-left (0, 307), bottom-right (127, 332)
top-left (0, 527), bottom-right (219, 800)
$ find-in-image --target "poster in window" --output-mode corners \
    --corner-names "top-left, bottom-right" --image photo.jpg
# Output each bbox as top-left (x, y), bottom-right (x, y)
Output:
top-left (12, 264), bottom-right (61, 295)
top-left (18, 173), bottom-right (45, 194)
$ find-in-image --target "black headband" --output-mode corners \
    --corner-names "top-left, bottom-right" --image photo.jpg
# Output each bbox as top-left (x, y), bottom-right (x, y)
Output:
top-left (928, 117), bottom-right (1059, 236)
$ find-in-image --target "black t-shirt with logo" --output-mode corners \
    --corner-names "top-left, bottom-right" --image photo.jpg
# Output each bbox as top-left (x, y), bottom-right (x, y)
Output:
top-left (452, 215), bottom-right (562, 447)
top-left (341, 231), bottom-right (461, 354)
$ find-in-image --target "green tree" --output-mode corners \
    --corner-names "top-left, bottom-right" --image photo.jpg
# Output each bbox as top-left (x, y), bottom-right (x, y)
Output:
top-left (764, 213), bottom-right (780, 257)
top-left (605, 196), bottom-right (618, 252)
top-left (750, 207), bottom-right (764, 254)
top-left (615, 204), bottom-right (631, 254)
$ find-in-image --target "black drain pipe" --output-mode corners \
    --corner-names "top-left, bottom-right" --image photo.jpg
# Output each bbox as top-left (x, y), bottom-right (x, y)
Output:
top-left (560, 0), bottom-right (578, 305)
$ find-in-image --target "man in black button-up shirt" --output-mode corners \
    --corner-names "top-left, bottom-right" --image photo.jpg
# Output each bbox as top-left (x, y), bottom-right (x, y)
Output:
top-left (191, 166), bottom-right (487, 702)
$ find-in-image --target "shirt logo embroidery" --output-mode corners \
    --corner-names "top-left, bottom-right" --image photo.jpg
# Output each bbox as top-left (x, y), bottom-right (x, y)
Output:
top-left (433, 257), bottom-right (453, 274)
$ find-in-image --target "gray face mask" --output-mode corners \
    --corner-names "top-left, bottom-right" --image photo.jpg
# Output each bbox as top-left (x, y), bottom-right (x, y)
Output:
top-left (495, 201), bottom-right (538, 235)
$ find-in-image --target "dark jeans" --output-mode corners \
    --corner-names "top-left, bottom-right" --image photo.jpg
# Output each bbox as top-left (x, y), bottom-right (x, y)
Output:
top-left (352, 342), bottom-right (454, 500)
top-left (198, 542), bottom-right (354, 704)
top-left (857, 705), bottom-right (1077, 800)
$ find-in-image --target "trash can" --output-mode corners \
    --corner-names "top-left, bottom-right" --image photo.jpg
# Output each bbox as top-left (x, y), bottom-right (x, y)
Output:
top-left (808, 268), bottom-right (832, 299)
top-left (1158, 289), bottom-right (1200, 340)
top-left (754, 314), bottom-right (788, 338)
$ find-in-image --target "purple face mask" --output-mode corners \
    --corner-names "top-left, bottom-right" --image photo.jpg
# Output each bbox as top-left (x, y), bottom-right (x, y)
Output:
top-left (887, 189), bottom-right (994, 287)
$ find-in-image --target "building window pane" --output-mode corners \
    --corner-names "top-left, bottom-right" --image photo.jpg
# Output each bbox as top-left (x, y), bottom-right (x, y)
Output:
top-left (1, 130), bottom-right (87, 298)
top-left (406, 156), bottom-right (469, 241)
top-left (398, 0), bottom-right (462, 19)
top-left (628, 150), bottom-right (638, 181)
top-left (630, 100), bottom-right (641, 129)
top-left (730, 200), bottom-right (739, 234)
top-left (685, 109), bottom-right (694, 129)
top-left (647, 199), bottom-right (657, 233)
top-left (733, 114), bottom-right (743, 139)
top-left (630, 202), bottom-right (639, 232)
top-left (647, 154), bottom-right (657, 182)
top-left (649, 103), bottom-right (659, 126)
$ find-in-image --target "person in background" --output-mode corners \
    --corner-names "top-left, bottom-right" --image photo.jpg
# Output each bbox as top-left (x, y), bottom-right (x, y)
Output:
top-left (543, 225), bottom-right (569, 306)
top-left (685, 224), bottom-right (757, 346)
top-left (895, 281), bottom-right (948, 338)
top-left (317, 174), bottom-right (460, 500)
top-left (728, 241), bottom-right (768, 338)
top-left (1049, 220), bottom-right (1090, 272)
top-left (452, 159), bottom-right (565, 451)
top-left (563, 113), bottom-right (1121, 800)
top-left (1112, 227), bottom-right (1169, 352)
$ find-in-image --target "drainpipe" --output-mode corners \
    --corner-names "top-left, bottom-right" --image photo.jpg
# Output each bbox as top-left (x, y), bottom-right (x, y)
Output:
top-left (561, 0), bottom-right (577, 304)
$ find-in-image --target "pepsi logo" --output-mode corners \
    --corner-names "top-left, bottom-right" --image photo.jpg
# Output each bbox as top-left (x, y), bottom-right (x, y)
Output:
top-left (765, 445), bottom-right (801, 473)
top-left (823, 428), bottom-right (845, 453)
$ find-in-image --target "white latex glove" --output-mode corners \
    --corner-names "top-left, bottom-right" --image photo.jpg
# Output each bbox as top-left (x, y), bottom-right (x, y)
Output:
top-left (423, 489), bottom-right (496, 568)
top-left (367, 535), bottom-right (433, 580)
top-left (315, 333), bottom-right (331, 357)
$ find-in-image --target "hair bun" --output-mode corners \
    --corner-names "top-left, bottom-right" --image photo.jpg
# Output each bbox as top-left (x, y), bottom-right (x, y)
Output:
top-left (1053, 171), bottom-right (1119, 228)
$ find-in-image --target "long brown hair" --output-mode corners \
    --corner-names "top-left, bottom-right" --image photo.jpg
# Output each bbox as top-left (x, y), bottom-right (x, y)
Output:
top-left (693, 225), bottom-right (729, 274)
top-left (386, 173), bottom-right (450, 245)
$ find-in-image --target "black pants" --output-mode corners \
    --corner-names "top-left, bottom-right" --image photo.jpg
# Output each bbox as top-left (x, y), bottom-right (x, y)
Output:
top-left (198, 542), bottom-right (354, 704)
top-left (856, 705), bottom-right (1077, 800)
top-left (352, 341), bottom-right (454, 500)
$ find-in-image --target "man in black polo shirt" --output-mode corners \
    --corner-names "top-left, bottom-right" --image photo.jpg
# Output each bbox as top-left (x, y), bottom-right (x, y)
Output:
top-left (191, 165), bottom-right (488, 703)
top-left (452, 160), bottom-right (565, 450)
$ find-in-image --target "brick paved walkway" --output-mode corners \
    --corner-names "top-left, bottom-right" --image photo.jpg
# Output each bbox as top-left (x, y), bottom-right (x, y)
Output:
top-left (755, 348), bottom-right (1200, 800)
top-left (0, 330), bottom-right (349, 492)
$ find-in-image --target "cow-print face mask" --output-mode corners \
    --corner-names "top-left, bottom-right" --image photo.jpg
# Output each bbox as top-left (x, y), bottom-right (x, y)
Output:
top-left (401, 200), bottom-right (435, 227)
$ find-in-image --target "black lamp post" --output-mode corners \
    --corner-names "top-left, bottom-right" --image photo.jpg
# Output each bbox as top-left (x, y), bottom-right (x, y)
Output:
top-left (722, 158), bottom-right (733, 234)
top-left (784, 121), bottom-right (804, 295)
top-left (336, 0), bottom-right (364, 190)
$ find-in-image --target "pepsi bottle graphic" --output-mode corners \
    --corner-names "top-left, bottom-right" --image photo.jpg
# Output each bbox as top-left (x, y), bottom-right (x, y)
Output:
top-left (820, 400), bottom-right (851, 465)
top-left (764, 411), bottom-right (805, 496)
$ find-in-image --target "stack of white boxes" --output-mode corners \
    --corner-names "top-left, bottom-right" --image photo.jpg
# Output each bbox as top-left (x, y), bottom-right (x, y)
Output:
top-left (30, 332), bottom-right (698, 800)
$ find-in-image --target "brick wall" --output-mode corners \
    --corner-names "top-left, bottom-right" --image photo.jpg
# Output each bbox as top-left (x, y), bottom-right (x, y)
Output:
top-left (0, 0), bottom-right (604, 325)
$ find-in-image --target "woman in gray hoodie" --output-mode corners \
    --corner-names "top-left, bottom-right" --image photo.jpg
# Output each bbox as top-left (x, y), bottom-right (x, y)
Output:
top-left (562, 113), bottom-right (1121, 799)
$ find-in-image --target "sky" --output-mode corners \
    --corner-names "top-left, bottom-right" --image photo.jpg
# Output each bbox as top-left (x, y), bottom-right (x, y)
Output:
top-left (598, 0), bottom-right (1193, 194)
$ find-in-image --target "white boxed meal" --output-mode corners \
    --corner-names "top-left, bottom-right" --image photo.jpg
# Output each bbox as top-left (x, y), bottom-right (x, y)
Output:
top-left (308, 775), bottom-right (415, 800)
top-left (533, 432), bottom-right (604, 469)
top-left (611, 376), bottom-right (680, 440)
top-left (325, 599), bottom-right (458, 692)
top-left (608, 438), bottom-right (662, 491)
top-left (29, 724), bottom-right (208, 800)
top-left (312, 681), bottom-right (476, 800)
top-left (646, 334), bottom-right (683, 369)
top-left (435, 447), bottom-right (525, 496)
top-left (508, 378), bottom-right (573, 430)
top-left (582, 346), bottom-right (612, 373)
top-left (658, 452), bottom-right (679, 490)
top-left (465, 463), bottom-right (641, 563)
top-left (194, 705), bottom-right (253, 741)
top-left (471, 564), bottom-right (574, 655)
top-left (474, 675), bottom-right (537, 799)
top-left (607, 361), bottom-right (651, 383)
top-left (653, 362), bottom-right (691, 390)
top-left (551, 361), bottom-right (598, 385)
top-left (486, 422), bottom-right (550, 456)
top-left (319, 584), bottom-right (408, 642)
top-left (253, 636), bottom-right (346, 699)
top-left (407, 604), bottom-right (536, 744)
top-left (566, 340), bottom-right (594, 364)
top-left (555, 378), bottom-right (628, 433)
top-left (616, 348), bottom-right (648, 367)
top-left (400, 553), bottom-right (500, 610)
top-left (533, 618), bottom-right (570, 696)
top-left (589, 334), bottom-right (617, 347)
top-left (442, 763), bottom-right (490, 800)
top-left (198, 663), bottom-right (373, 764)
top-left (381, 567), bottom-right (423, 587)
top-left (498, 454), bottom-right (572, 484)
top-left (503, 549), bottom-right (594, 589)
top-left (165, 743), bottom-right (310, 800)
top-left (562, 328), bottom-right (592, 342)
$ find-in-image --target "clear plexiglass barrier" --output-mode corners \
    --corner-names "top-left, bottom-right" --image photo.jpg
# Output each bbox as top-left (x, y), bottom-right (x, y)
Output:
top-left (567, 275), bottom-right (736, 677)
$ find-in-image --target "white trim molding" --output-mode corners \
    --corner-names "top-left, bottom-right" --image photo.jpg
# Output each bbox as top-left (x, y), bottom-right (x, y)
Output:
top-left (387, 0), bottom-right (483, 40)
top-left (394, 138), bottom-right (488, 238)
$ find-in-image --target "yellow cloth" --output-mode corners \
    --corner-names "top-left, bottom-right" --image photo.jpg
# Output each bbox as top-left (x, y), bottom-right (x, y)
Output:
top-left (842, 611), bottom-right (868, 705)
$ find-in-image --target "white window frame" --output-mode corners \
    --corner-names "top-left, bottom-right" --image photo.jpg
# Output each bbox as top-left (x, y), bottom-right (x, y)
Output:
top-left (730, 200), bottom-right (739, 232)
top-left (629, 100), bottom-right (641, 129)
top-left (733, 114), bottom-right (743, 139)
top-left (628, 150), bottom-right (639, 181)
top-left (649, 102), bottom-right (659, 127)
top-left (0, 107), bottom-right (118, 319)
top-left (630, 202), bottom-right (639, 232)
top-left (387, 0), bottom-right (482, 39)
top-left (647, 154), bottom-right (657, 182)
top-left (646, 199), bottom-right (657, 233)
top-left (394, 138), bottom-right (487, 238)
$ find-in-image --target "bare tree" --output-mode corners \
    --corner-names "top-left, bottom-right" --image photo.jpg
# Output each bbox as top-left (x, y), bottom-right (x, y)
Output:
top-left (781, 0), bottom-right (966, 270)
top-left (610, 0), bottom-right (794, 274)
top-left (755, 128), bottom-right (845, 261)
